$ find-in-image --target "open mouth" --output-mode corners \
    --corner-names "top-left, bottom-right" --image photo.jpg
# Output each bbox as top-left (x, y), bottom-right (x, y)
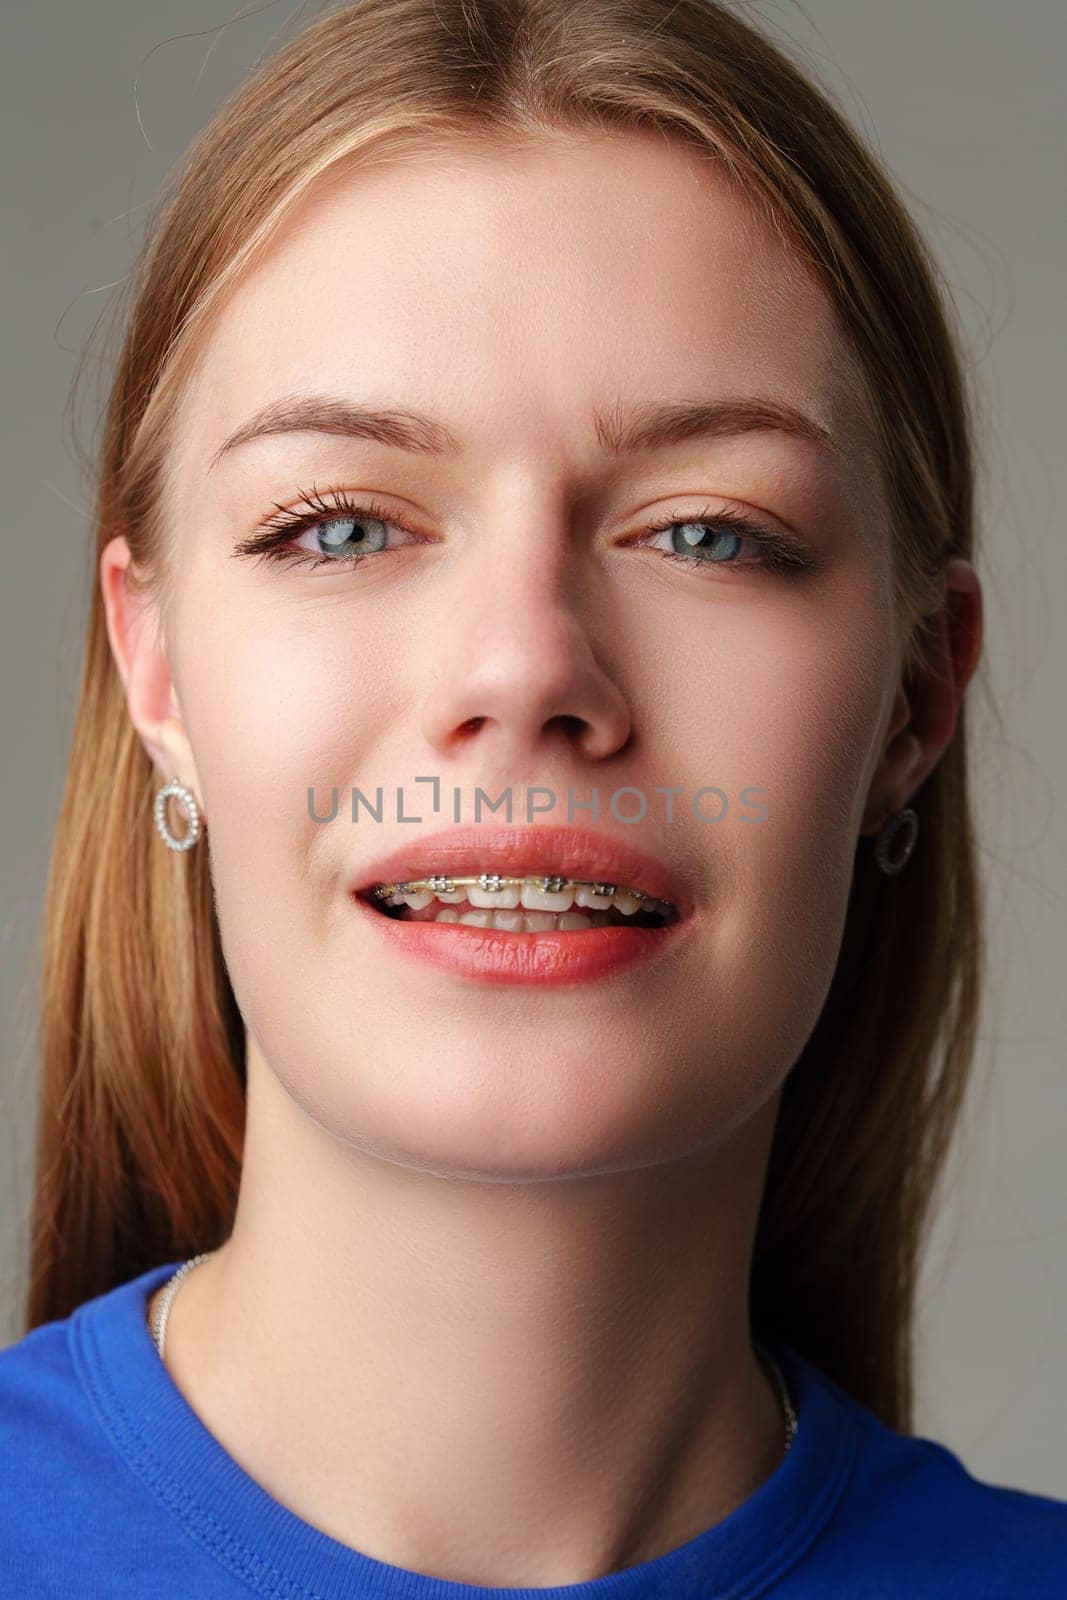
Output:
top-left (359, 874), bottom-right (679, 934)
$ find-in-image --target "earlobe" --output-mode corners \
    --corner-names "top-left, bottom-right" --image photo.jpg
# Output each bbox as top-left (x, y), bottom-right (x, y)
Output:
top-left (858, 677), bottom-right (923, 836)
top-left (859, 727), bottom-right (924, 837)
top-left (859, 557), bottom-right (983, 835)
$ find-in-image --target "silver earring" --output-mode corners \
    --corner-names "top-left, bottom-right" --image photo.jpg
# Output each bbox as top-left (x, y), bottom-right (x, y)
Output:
top-left (154, 776), bottom-right (202, 852)
top-left (875, 805), bottom-right (918, 875)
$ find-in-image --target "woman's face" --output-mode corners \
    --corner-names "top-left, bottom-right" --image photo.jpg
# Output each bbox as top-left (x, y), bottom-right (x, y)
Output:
top-left (143, 129), bottom-right (904, 1178)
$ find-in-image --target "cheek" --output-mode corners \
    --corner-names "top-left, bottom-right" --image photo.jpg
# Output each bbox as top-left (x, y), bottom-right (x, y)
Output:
top-left (661, 579), bottom-right (888, 809)
top-left (680, 585), bottom-right (892, 1063)
top-left (177, 618), bottom-right (348, 827)
top-left (166, 587), bottom-right (411, 993)
top-left (171, 579), bottom-right (410, 809)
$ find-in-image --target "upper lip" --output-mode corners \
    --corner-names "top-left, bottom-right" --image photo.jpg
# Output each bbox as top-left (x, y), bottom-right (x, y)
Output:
top-left (350, 824), bottom-right (695, 917)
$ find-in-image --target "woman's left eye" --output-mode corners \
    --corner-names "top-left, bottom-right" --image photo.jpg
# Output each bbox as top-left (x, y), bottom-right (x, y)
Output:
top-left (634, 506), bottom-right (813, 576)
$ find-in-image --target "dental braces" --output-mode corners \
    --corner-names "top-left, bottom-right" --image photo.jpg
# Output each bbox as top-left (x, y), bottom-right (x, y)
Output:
top-left (372, 873), bottom-right (655, 901)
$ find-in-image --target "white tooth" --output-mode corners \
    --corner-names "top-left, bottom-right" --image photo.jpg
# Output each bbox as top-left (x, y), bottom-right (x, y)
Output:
top-left (468, 884), bottom-right (522, 909)
top-left (402, 889), bottom-right (435, 909)
top-left (610, 890), bottom-right (642, 915)
top-left (401, 876), bottom-right (669, 920)
top-left (574, 884), bottom-right (615, 909)
top-left (520, 884), bottom-right (576, 912)
top-left (523, 911), bottom-right (557, 931)
top-left (430, 907), bottom-right (600, 933)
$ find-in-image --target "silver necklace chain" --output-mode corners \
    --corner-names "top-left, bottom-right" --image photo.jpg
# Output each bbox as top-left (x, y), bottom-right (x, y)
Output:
top-left (149, 1253), bottom-right (797, 1455)
top-left (148, 1251), bottom-right (213, 1364)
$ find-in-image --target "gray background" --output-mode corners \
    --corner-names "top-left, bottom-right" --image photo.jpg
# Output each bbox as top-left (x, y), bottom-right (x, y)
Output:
top-left (2, 2), bottom-right (1064, 1495)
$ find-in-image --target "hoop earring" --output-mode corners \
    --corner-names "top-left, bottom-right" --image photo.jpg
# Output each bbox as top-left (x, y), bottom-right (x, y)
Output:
top-left (875, 805), bottom-right (918, 876)
top-left (154, 776), bottom-right (202, 852)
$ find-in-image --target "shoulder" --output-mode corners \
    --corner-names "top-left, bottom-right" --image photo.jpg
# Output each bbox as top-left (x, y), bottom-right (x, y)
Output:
top-left (832, 1406), bottom-right (1067, 1594)
top-left (0, 1311), bottom-right (123, 1497)
top-left (0, 1311), bottom-right (137, 1555)
top-left (0, 1314), bottom-right (84, 1442)
top-left (0, 1298), bottom-right (214, 1594)
top-left (777, 1345), bottom-right (1067, 1596)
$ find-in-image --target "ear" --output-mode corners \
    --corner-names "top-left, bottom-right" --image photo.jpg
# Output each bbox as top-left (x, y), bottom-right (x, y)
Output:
top-left (99, 535), bottom-right (205, 813)
top-left (860, 557), bottom-right (983, 833)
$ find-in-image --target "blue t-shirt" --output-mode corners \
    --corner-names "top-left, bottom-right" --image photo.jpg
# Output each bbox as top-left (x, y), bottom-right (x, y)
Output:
top-left (1, 1259), bottom-right (1065, 1596)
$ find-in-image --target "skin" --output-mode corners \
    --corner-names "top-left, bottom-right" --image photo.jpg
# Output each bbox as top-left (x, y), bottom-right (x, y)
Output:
top-left (102, 127), bottom-right (982, 1586)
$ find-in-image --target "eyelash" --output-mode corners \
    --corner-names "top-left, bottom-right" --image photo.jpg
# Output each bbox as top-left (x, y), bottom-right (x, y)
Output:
top-left (233, 484), bottom-right (816, 578)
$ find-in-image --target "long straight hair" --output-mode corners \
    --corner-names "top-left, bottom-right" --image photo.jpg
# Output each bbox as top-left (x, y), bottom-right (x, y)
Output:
top-left (23, 0), bottom-right (983, 1433)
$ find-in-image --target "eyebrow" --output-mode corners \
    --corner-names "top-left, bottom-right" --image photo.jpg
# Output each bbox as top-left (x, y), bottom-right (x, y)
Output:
top-left (207, 391), bottom-right (840, 471)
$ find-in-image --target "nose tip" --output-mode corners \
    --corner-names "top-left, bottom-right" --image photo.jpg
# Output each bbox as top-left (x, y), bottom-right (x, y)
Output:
top-left (421, 603), bottom-right (632, 765)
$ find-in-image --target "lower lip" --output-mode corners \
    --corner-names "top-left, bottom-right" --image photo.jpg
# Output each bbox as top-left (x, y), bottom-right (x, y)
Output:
top-left (352, 897), bottom-right (691, 987)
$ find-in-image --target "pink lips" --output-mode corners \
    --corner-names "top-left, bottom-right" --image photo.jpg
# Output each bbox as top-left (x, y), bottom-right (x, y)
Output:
top-left (349, 824), bottom-right (696, 989)
top-left (355, 904), bottom-right (689, 987)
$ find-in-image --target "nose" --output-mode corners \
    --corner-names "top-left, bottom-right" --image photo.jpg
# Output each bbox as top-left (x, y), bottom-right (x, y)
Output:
top-left (419, 509), bottom-right (632, 769)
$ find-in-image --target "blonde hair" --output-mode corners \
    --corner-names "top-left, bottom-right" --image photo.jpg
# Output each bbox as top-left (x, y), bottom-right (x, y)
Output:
top-left (24, 0), bottom-right (982, 1433)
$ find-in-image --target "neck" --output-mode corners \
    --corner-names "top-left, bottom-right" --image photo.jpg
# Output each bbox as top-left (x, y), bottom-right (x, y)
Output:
top-left (150, 1044), bottom-right (786, 1588)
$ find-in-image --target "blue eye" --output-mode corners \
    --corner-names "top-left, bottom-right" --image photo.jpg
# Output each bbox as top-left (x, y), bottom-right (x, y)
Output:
top-left (298, 512), bottom-right (389, 560)
top-left (233, 488), bottom-right (423, 572)
top-left (670, 522), bottom-right (747, 562)
top-left (637, 506), bottom-right (813, 575)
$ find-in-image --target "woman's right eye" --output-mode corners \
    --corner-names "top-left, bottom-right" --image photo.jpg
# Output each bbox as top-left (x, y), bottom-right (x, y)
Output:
top-left (232, 491), bottom-right (425, 572)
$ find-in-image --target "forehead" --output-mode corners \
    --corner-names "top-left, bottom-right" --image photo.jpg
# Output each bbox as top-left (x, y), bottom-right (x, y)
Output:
top-left (174, 128), bottom-right (873, 476)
